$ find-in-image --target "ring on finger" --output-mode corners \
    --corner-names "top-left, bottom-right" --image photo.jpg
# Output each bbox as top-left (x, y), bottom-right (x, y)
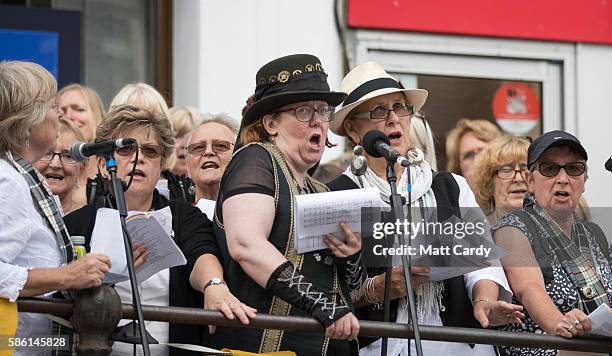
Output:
top-left (574, 319), bottom-right (581, 326)
top-left (568, 325), bottom-right (576, 331)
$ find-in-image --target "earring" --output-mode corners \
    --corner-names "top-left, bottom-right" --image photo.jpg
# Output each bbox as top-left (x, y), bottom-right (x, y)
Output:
top-left (350, 145), bottom-right (368, 176)
top-left (405, 147), bottom-right (425, 166)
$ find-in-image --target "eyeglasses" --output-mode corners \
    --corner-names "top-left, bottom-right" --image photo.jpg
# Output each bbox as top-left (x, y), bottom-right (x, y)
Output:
top-left (536, 161), bottom-right (586, 177)
top-left (461, 147), bottom-right (483, 162)
top-left (496, 164), bottom-right (528, 180)
top-left (115, 144), bottom-right (162, 159)
top-left (39, 151), bottom-right (78, 165)
top-left (353, 104), bottom-right (414, 120)
top-left (275, 105), bottom-right (335, 122)
top-left (186, 140), bottom-right (234, 156)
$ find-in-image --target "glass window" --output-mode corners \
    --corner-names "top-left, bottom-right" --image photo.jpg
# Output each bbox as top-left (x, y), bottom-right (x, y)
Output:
top-left (53, 0), bottom-right (153, 105)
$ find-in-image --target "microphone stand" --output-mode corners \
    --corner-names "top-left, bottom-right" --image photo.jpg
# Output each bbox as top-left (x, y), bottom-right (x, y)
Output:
top-left (104, 153), bottom-right (151, 356)
top-left (380, 161), bottom-right (423, 356)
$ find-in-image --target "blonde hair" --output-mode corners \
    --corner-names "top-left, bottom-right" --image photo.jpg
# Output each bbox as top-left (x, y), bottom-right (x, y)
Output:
top-left (409, 112), bottom-right (437, 171)
top-left (58, 84), bottom-right (105, 138)
top-left (110, 83), bottom-right (174, 167)
top-left (58, 117), bottom-right (86, 168)
top-left (471, 135), bottom-right (530, 214)
top-left (0, 61), bottom-right (57, 155)
top-left (59, 117), bottom-right (87, 143)
top-left (169, 106), bottom-right (199, 138)
top-left (110, 83), bottom-right (170, 121)
top-left (445, 119), bottom-right (502, 175)
top-left (96, 105), bottom-right (175, 170)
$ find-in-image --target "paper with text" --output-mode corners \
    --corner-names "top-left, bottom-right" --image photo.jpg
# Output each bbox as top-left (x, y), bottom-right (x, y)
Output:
top-left (587, 303), bottom-right (612, 338)
top-left (294, 187), bottom-right (381, 254)
top-left (90, 207), bottom-right (186, 284)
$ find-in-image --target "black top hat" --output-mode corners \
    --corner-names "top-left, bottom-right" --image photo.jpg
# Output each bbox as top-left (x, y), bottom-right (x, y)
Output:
top-left (241, 54), bottom-right (347, 127)
top-left (527, 130), bottom-right (588, 169)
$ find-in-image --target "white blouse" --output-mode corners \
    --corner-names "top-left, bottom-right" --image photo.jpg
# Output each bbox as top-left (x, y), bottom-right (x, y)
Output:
top-left (0, 159), bottom-right (62, 356)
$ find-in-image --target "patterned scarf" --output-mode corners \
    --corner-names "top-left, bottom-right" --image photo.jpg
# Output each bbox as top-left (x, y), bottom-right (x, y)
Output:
top-left (4, 151), bottom-right (74, 264)
top-left (523, 196), bottom-right (610, 313)
top-left (343, 161), bottom-right (444, 322)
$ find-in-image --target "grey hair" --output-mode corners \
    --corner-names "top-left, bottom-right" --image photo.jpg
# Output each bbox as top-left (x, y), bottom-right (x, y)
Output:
top-left (186, 112), bottom-right (239, 145)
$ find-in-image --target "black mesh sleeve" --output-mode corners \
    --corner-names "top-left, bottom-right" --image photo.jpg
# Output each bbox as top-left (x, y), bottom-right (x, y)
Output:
top-left (266, 261), bottom-right (350, 328)
top-left (220, 145), bottom-right (275, 201)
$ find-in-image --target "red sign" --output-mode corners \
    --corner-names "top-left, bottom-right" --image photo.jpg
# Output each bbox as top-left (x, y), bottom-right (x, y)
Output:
top-left (348, 0), bottom-right (612, 45)
top-left (492, 82), bottom-right (540, 135)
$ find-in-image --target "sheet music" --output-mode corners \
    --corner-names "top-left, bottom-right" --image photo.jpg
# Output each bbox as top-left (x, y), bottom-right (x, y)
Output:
top-left (587, 303), bottom-right (612, 338)
top-left (90, 207), bottom-right (186, 284)
top-left (294, 187), bottom-right (381, 254)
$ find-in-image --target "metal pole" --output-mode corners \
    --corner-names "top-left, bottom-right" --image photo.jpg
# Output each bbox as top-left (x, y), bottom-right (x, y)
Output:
top-left (17, 299), bottom-right (612, 353)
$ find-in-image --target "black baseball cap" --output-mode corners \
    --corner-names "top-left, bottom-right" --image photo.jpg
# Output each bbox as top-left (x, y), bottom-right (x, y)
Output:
top-left (527, 130), bottom-right (588, 169)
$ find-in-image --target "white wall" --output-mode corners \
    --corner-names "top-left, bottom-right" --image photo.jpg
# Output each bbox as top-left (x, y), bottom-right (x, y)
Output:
top-left (174, 4), bottom-right (612, 203)
top-left (576, 44), bottom-right (612, 209)
top-left (173, 0), bottom-right (346, 162)
top-left (173, 0), bottom-right (201, 108)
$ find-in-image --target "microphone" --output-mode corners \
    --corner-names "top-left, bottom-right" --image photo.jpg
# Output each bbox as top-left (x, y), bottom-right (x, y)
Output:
top-left (606, 156), bottom-right (612, 172)
top-left (70, 138), bottom-right (137, 162)
top-left (362, 130), bottom-right (411, 167)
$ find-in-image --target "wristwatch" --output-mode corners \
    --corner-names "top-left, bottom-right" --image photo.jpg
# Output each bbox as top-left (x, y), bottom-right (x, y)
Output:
top-left (203, 277), bottom-right (226, 292)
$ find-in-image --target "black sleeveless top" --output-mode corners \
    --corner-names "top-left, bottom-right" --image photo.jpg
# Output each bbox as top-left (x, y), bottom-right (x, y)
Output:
top-left (211, 143), bottom-right (355, 355)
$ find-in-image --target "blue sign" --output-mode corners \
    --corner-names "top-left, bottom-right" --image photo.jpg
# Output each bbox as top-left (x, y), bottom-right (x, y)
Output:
top-left (0, 28), bottom-right (59, 79)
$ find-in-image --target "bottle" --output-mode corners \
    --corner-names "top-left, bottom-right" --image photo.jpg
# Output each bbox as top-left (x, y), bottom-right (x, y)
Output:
top-left (71, 236), bottom-right (87, 259)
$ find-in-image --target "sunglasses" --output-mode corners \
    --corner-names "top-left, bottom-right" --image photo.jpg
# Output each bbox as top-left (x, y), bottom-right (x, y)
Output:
top-left (536, 161), bottom-right (586, 177)
top-left (115, 144), bottom-right (162, 159)
top-left (186, 140), bottom-right (234, 155)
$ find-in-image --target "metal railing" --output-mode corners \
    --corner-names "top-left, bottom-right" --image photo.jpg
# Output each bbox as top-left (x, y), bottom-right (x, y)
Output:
top-left (16, 296), bottom-right (612, 355)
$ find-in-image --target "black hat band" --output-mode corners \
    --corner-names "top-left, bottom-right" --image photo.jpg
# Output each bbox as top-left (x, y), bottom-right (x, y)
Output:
top-left (253, 71), bottom-right (330, 102)
top-left (344, 78), bottom-right (402, 106)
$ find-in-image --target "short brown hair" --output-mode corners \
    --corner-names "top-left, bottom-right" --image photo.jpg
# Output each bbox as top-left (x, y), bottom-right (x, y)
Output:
top-left (0, 61), bottom-right (57, 155)
top-left (239, 116), bottom-right (271, 146)
top-left (445, 119), bottom-right (502, 175)
top-left (96, 105), bottom-right (175, 169)
top-left (471, 135), bottom-right (530, 214)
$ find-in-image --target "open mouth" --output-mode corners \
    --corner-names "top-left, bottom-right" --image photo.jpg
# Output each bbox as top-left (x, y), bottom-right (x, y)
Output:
top-left (128, 169), bottom-right (146, 178)
top-left (388, 131), bottom-right (403, 141)
top-left (554, 191), bottom-right (570, 197)
top-left (309, 133), bottom-right (322, 146)
top-left (201, 161), bottom-right (219, 170)
top-left (45, 173), bottom-right (64, 182)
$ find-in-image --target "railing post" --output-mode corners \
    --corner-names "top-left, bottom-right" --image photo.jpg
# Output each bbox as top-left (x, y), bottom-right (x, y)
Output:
top-left (71, 285), bottom-right (121, 356)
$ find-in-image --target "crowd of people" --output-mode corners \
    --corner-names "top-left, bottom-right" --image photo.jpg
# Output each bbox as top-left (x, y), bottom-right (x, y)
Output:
top-left (0, 54), bottom-right (610, 356)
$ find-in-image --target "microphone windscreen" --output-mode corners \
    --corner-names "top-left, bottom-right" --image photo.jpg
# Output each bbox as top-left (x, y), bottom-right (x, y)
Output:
top-left (69, 142), bottom-right (87, 162)
top-left (362, 130), bottom-right (389, 158)
top-left (606, 157), bottom-right (612, 172)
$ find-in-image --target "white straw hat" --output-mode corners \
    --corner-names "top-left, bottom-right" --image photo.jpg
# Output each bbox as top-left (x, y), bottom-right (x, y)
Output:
top-left (330, 62), bottom-right (428, 136)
